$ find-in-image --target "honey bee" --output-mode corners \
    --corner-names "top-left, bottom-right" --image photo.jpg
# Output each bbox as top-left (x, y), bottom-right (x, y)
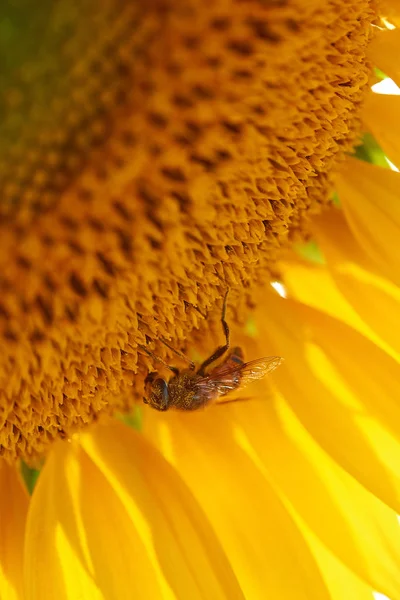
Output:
top-left (139, 291), bottom-right (283, 411)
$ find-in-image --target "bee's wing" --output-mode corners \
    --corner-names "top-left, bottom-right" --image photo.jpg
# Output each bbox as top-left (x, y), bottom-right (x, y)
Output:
top-left (195, 356), bottom-right (283, 400)
top-left (236, 356), bottom-right (283, 384)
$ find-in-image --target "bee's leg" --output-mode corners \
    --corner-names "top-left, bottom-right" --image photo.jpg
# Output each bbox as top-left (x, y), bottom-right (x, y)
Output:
top-left (138, 344), bottom-right (179, 375)
top-left (198, 289), bottom-right (230, 375)
top-left (159, 336), bottom-right (195, 370)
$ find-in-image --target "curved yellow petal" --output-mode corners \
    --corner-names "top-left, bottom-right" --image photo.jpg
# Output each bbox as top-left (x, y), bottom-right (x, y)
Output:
top-left (380, 1), bottom-right (400, 28)
top-left (363, 93), bottom-right (400, 168)
top-left (24, 439), bottom-right (166, 600)
top-left (369, 28), bottom-right (400, 84)
top-left (335, 157), bottom-right (400, 284)
top-left (0, 462), bottom-right (28, 600)
top-left (302, 528), bottom-right (377, 600)
top-left (307, 208), bottom-right (400, 360)
top-left (281, 257), bottom-right (400, 362)
top-left (251, 290), bottom-right (400, 513)
top-left (72, 448), bottom-right (168, 600)
top-left (313, 205), bottom-right (383, 279)
top-left (223, 395), bottom-right (400, 600)
top-left (25, 442), bottom-right (102, 600)
top-left (81, 421), bottom-right (244, 600)
top-left (142, 408), bottom-right (332, 600)
top-left (281, 260), bottom-right (387, 348)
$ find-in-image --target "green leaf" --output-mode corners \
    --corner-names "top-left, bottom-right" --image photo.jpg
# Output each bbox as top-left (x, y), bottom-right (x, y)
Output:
top-left (21, 462), bottom-right (40, 495)
top-left (353, 133), bottom-right (389, 168)
top-left (118, 405), bottom-right (143, 431)
top-left (293, 240), bottom-right (325, 264)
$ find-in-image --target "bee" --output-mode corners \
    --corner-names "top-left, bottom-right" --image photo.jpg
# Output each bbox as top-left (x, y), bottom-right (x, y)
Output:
top-left (139, 291), bottom-right (283, 411)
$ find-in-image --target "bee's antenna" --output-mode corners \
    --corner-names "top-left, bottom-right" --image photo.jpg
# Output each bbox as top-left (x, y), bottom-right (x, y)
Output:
top-left (137, 344), bottom-right (179, 375)
top-left (185, 301), bottom-right (207, 319)
top-left (159, 336), bottom-right (195, 370)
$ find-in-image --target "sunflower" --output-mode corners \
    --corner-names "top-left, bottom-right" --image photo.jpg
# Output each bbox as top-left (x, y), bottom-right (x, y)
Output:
top-left (1, 0), bottom-right (400, 598)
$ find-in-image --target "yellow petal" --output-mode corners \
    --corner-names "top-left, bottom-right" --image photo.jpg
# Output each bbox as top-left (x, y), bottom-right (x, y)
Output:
top-left (281, 259), bottom-right (386, 349)
top-left (306, 208), bottom-right (400, 360)
top-left (363, 93), bottom-right (400, 168)
top-left (384, 0), bottom-right (400, 21)
top-left (302, 528), bottom-right (377, 600)
top-left (281, 257), bottom-right (400, 362)
top-left (251, 289), bottom-right (400, 513)
top-left (142, 409), bottom-right (332, 600)
top-left (24, 439), bottom-right (166, 600)
top-left (369, 28), bottom-right (400, 85)
top-left (81, 421), bottom-right (244, 600)
top-left (335, 157), bottom-right (400, 284)
top-left (0, 462), bottom-right (28, 600)
top-left (224, 393), bottom-right (400, 600)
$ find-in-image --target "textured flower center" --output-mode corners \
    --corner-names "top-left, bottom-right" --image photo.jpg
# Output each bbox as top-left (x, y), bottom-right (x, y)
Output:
top-left (0, 0), bottom-right (376, 461)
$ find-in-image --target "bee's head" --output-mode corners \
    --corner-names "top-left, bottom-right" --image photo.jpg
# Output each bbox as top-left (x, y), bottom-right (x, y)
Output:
top-left (143, 373), bottom-right (169, 411)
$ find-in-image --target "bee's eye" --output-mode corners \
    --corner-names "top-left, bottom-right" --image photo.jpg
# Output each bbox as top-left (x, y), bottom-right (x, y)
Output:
top-left (150, 378), bottom-right (169, 411)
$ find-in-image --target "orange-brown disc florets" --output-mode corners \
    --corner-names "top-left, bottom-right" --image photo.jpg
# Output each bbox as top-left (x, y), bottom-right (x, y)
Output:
top-left (0, 0), bottom-right (377, 461)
